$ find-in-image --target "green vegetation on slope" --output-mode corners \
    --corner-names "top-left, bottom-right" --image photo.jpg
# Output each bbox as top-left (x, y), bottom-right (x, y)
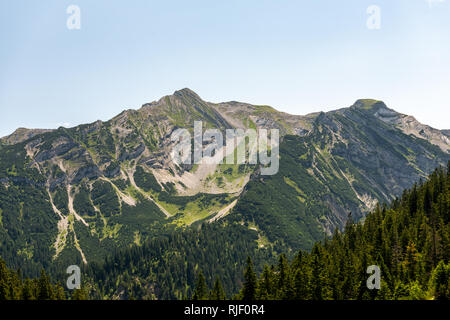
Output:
top-left (83, 222), bottom-right (276, 299)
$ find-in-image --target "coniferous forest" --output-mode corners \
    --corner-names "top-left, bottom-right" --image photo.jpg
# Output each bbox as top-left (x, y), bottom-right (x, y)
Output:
top-left (0, 260), bottom-right (87, 300)
top-left (0, 163), bottom-right (449, 300)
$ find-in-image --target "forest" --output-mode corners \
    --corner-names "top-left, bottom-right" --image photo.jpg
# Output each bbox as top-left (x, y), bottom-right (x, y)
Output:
top-left (0, 259), bottom-right (87, 300)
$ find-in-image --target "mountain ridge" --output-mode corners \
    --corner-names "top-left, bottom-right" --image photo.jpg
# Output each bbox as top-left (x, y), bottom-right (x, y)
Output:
top-left (0, 89), bottom-right (448, 274)
top-left (2, 90), bottom-right (448, 153)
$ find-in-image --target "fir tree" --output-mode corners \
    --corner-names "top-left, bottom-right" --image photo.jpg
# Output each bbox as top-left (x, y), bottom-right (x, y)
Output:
top-left (242, 256), bottom-right (257, 300)
top-left (209, 277), bottom-right (226, 300)
top-left (193, 271), bottom-right (208, 300)
top-left (37, 270), bottom-right (53, 300)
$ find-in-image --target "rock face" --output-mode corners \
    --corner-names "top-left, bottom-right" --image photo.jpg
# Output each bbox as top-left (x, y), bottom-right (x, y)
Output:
top-left (354, 99), bottom-right (450, 152)
top-left (0, 89), bottom-right (448, 272)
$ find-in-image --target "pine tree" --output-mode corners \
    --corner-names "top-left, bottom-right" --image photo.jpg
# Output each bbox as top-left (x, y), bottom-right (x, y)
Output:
top-left (310, 245), bottom-right (325, 300)
top-left (293, 269), bottom-right (309, 300)
top-left (209, 277), bottom-right (226, 300)
top-left (276, 254), bottom-right (292, 299)
top-left (22, 278), bottom-right (36, 300)
top-left (37, 270), bottom-right (53, 300)
top-left (8, 270), bottom-right (22, 300)
top-left (429, 261), bottom-right (449, 300)
top-left (0, 259), bottom-right (11, 300)
top-left (242, 257), bottom-right (257, 300)
top-left (256, 265), bottom-right (274, 300)
top-left (192, 271), bottom-right (208, 300)
top-left (54, 284), bottom-right (66, 300)
top-left (72, 287), bottom-right (88, 300)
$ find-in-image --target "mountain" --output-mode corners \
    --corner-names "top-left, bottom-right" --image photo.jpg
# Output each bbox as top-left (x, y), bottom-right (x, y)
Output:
top-left (0, 89), bottom-right (448, 276)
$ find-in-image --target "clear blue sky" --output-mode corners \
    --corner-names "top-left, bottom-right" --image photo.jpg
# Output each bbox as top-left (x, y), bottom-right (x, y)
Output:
top-left (1, 0), bottom-right (449, 137)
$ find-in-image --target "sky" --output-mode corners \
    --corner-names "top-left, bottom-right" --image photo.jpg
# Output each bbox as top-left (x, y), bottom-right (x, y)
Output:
top-left (1, 0), bottom-right (449, 137)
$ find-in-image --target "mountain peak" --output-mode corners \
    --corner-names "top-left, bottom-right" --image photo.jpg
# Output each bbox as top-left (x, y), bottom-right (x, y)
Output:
top-left (0, 127), bottom-right (53, 145)
top-left (352, 99), bottom-right (388, 111)
top-left (173, 88), bottom-right (201, 99)
top-left (351, 99), bottom-right (401, 120)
